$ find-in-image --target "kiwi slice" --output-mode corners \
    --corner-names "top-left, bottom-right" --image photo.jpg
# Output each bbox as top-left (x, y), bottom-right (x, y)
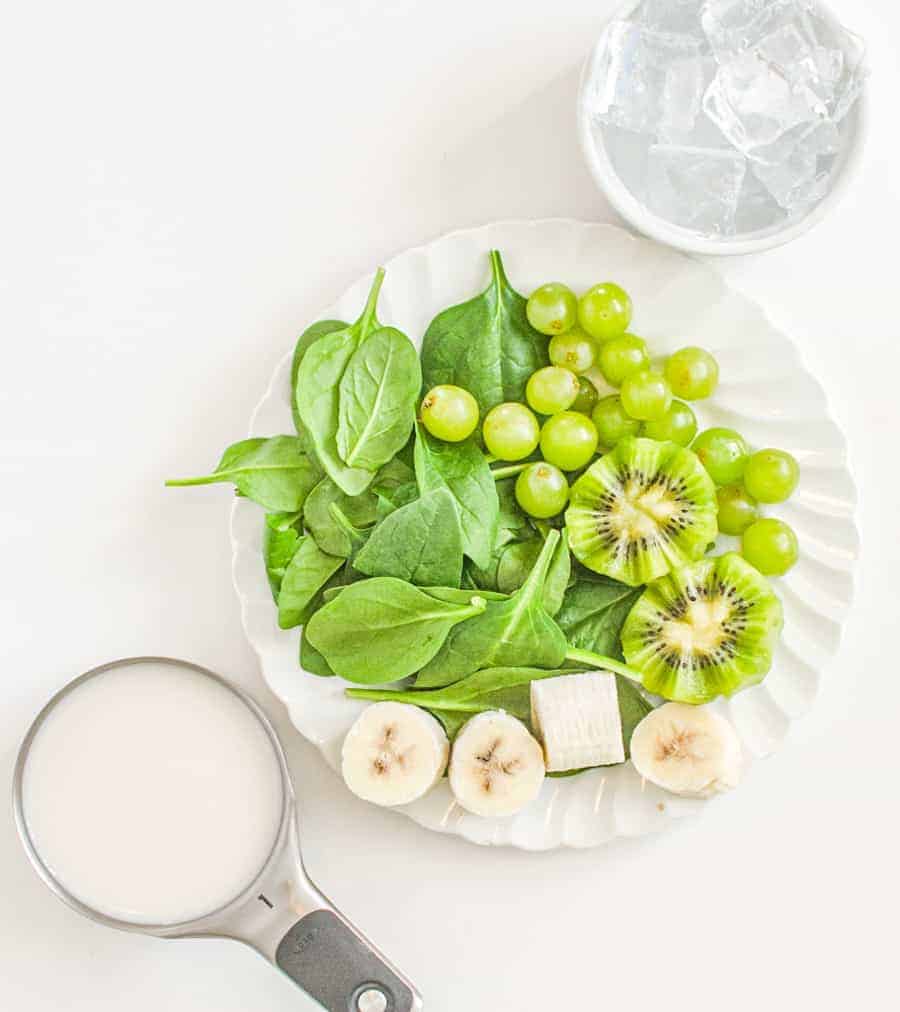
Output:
top-left (566, 437), bottom-right (717, 586)
top-left (621, 552), bottom-right (783, 703)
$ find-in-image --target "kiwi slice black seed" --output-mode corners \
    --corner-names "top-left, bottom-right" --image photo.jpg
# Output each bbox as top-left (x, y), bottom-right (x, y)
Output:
top-left (621, 552), bottom-right (783, 703)
top-left (566, 437), bottom-right (718, 586)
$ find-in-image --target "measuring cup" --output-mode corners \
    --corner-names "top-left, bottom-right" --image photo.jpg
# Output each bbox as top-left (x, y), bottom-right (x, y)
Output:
top-left (12, 657), bottom-right (423, 1012)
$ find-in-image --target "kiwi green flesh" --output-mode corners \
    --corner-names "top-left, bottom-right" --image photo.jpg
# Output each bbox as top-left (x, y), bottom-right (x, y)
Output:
top-left (566, 437), bottom-right (718, 587)
top-left (621, 552), bottom-right (783, 704)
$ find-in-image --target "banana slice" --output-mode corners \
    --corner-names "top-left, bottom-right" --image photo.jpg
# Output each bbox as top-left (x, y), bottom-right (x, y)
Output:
top-left (629, 702), bottom-right (743, 798)
top-left (449, 711), bottom-right (545, 817)
top-left (341, 702), bottom-right (449, 807)
top-left (531, 672), bottom-right (625, 771)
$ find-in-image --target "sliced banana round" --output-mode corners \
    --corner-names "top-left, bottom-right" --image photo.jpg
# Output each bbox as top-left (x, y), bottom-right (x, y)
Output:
top-left (449, 711), bottom-right (545, 817)
top-left (629, 702), bottom-right (743, 798)
top-left (341, 702), bottom-right (449, 807)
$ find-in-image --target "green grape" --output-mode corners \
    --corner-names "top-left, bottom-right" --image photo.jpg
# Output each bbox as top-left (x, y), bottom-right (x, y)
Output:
top-left (692, 427), bottom-right (749, 485)
top-left (598, 333), bottom-right (649, 387)
top-left (641, 400), bottom-right (697, 446)
top-left (620, 370), bottom-right (673, 421)
top-left (664, 347), bottom-right (720, 401)
top-left (571, 375), bottom-right (599, 415)
top-left (515, 462), bottom-right (569, 519)
top-left (526, 282), bottom-right (578, 335)
top-left (548, 327), bottom-right (598, 374)
top-left (420, 384), bottom-right (479, 442)
top-left (577, 282), bottom-right (632, 341)
top-left (716, 485), bottom-right (759, 536)
top-left (539, 411), bottom-right (599, 472)
top-left (743, 448), bottom-right (800, 503)
top-left (526, 366), bottom-right (579, 415)
top-left (591, 395), bottom-right (641, 450)
top-left (482, 402), bottom-right (540, 461)
top-left (742, 518), bottom-right (799, 576)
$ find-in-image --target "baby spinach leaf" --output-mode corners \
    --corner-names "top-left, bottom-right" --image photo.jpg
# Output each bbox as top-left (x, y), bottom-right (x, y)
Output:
top-left (347, 666), bottom-right (570, 739)
top-left (415, 529), bottom-right (568, 688)
top-left (166, 436), bottom-right (320, 512)
top-left (616, 677), bottom-right (654, 758)
top-left (300, 629), bottom-right (337, 677)
top-left (496, 539), bottom-right (541, 595)
top-left (277, 536), bottom-right (344, 629)
top-left (336, 326), bottom-right (421, 471)
top-left (263, 510), bottom-right (303, 599)
top-left (303, 478), bottom-right (378, 558)
top-left (422, 587), bottom-right (507, 605)
top-left (555, 576), bottom-right (643, 659)
top-left (304, 578), bottom-right (488, 684)
top-left (354, 488), bottom-right (464, 587)
top-left (496, 529), bottom-right (571, 616)
top-left (419, 250), bottom-right (548, 414)
top-left (295, 270), bottom-right (385, 495)
top-left (327, 503), bottom-right (371, 561)
top-left (413, 423), bottom-right (498, 570)
top-left (291, 319), bottom-right (347, 434)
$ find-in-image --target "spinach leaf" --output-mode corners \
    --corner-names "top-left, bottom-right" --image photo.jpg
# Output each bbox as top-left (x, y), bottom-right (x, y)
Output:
top-left (616, 677), bottom-right (654, 758)
top-left (336, 326), bottom-right (421, 471)
top-left (371, 458), bottom-right (418, 520)
top-left (295, 270), bottom-right (385, 495)
top-left (263, 510), bottom-right (303, 599)
top-left (422, 587), bottom-right (507, 604)
top-left (291, 319), bottom-right (347, 434)
top-left (304, 578), bottom-right (488, 684)
top-left (415, 529), bottom-right (568, 688)
top-left (496, 539), bottom-right (541, 595)
top-left (413, 423), bottom-right (499, 570)
top-left (347, 666), bottom-right (571, 739)
top-left (277, 536), bottom-right (344, 629)
top-left (555, 576), bottom-right (643, 659)
top-left (354, 488), bottom-right (464, 587)
top-left (543, 529), bottom-right (571, 616)
top-left (496, 529), bottom-right (570, 616)
top-left (303, 478), bottom-right (378, 557)
top-left (166, 436), bottom-right (320, 512)
top-left (327, 503), bottom-right (371, 561)
top-left (495, 476), bottom-right (532, 541)
top-left (300, 629), bottom-right (337, 677)
top-left (419, 250), bottom-right (548, 414)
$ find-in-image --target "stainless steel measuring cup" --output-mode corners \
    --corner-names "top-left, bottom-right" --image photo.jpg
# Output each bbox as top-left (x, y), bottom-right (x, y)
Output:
top-left (12, 656), bottom-right (423, 1012)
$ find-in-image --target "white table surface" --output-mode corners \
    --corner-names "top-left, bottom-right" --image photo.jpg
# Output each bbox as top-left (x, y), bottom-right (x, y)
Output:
top-left (2, 2), bottom-right (898, 1009)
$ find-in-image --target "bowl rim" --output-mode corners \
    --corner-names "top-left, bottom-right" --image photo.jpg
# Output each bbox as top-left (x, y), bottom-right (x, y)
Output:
top-left (575, 0), bottom-right (870, 256)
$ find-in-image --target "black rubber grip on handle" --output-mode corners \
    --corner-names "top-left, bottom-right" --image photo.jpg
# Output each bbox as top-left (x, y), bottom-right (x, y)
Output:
top-left (275, 909), bottom-right (417, 1012)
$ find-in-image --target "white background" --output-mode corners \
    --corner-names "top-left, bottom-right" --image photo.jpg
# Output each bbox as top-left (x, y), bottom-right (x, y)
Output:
top-left (1, 1), bottom-right (898, 1010)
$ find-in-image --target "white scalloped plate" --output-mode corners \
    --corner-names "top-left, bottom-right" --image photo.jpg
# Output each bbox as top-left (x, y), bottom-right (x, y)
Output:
top-left (231, 220), bottom-right (858, 850)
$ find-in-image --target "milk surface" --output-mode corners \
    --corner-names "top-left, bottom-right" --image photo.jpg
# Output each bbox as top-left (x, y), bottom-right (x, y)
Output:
top-left (21, 660), bottom-right (284, 925)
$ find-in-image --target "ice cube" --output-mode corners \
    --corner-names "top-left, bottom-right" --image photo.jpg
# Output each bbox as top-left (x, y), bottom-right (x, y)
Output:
top-left (660, 54), bottom-right (706, 138)
top-left (638, 0), bottom-right (707, 39)
top-left (703, 49), bottom-right (827, 164)
top-left (752, 148), bottom-right (830, 210)
top-left (600, 124), bottom-right (653, 203)
top-left (801, 6), bottom-right (868, 119)
top-left (646, 144), bottom-right (747, 234)
top-left (701, 0), bottom-right (810, 61)
top-left (587, 20), bottom-right (704, 135)
top-left (734, 170), bottom-right (787, 232)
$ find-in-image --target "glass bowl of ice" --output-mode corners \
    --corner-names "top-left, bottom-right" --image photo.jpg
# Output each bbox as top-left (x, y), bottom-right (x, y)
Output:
top-left (577, 0), bottom-right (869, 255)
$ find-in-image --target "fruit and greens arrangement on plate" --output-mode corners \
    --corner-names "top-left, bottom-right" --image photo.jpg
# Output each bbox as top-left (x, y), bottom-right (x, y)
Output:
top-left (169, 251), bottom-right (803, 819)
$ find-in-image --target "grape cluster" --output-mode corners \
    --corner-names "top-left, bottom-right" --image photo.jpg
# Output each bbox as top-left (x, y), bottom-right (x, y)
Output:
top-left (419, 278), bottom-right (800, 576)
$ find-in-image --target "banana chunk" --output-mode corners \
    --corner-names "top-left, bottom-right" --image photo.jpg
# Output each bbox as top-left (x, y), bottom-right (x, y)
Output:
top-left (629, 702), bottom-right (742, 798)
top-left (530, 671), bottom-right (625, 771)
top-left (342, 702), bottom-right (449, 807)
top-left (449, 711), bottom-right (545, 817)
